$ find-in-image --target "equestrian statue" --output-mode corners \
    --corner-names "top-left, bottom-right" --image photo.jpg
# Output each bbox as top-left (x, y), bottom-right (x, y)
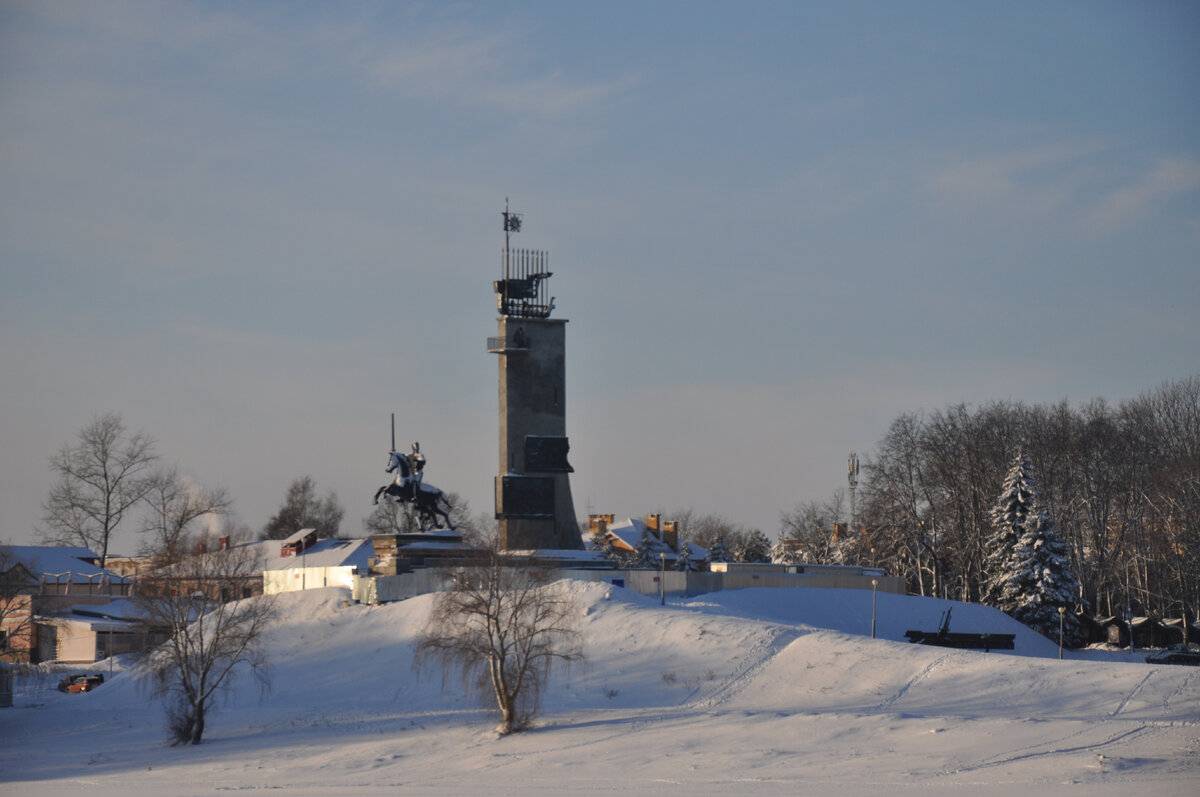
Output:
top-left (373, 441), bottom-right (456, 532)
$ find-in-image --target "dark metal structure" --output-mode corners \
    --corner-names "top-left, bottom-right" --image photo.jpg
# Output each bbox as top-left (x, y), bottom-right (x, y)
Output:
top-left (494, 200), bottom-right (555, 319)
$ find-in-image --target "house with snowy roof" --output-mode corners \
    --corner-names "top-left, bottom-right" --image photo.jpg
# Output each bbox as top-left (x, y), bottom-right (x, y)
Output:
top-left (260, 532), bottom-right (374, 594)
top-left (588, 515), bottom-right (708, 567)
top-left (1, 545), bottom-right (137, 663)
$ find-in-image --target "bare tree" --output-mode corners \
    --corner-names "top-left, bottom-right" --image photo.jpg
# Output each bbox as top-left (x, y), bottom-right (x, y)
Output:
top-left (139, 542), bottom-right (277, 745)
top-left (261, 476), bottom-right (344, 540)
top-left (362, 492), bottom-right (494, 546)
top-left (0, 548), bottom-right (37, 663)
top-left (41, 412), bottom-right (158, 566)
top-left (780, 494), bottom-right (848, 565)
top-left (140, 468), bottom-right (232, 565)
top-left (416, 548), bottom-right (582, 734)
top-left (362, 498), bottom-right (420, 536)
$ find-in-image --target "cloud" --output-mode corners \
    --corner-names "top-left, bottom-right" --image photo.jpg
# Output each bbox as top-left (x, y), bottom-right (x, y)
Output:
top-left (1084, 157), bottom-right (1200, 231)
top-left (923, 143), bottom-right (1100, 215)
top-left (367, 26), bottom-right (634, 117)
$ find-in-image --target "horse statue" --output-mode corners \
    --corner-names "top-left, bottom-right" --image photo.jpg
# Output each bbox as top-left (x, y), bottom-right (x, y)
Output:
top-left (373, 446), bottom-right (456, 532)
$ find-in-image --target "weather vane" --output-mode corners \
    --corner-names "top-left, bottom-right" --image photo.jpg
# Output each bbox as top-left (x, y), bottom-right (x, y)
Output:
top-left (494, 199), bottom-right (554, 318)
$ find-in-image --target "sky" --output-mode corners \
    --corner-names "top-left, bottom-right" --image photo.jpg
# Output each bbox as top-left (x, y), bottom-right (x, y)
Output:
top-left (2, 0), bottom-right (1198, 551)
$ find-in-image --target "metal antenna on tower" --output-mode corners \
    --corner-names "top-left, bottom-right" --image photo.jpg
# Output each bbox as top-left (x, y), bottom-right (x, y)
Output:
top-left (848, 452), bottom-right (860, 535)
top-left (493, 199), bottom-right (553, 319)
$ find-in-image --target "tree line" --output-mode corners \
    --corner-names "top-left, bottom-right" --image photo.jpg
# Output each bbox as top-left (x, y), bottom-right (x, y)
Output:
top-left (36, 412), bottom-right (493, 566)
top-left (779, 376), bottom-right (1199, 623)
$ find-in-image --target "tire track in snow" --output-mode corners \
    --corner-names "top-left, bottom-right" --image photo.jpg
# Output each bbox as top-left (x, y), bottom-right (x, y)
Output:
top-left (685, 626), bottom-right (800, 711)
top-left (940, 725), bottom-right (1150, 776)
top-left (1108, 671), bottom-right (1153, 719)
top-left (1159, 669), bottom-right (1197, 719)
top-left (948, 664), bottom-right (1192, 777)
top-left (873, 654), bottom-right (950, 712)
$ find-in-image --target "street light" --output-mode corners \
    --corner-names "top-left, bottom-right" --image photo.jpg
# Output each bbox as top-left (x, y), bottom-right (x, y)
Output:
top-left (1058, 606), bottom-right (1066, 659)
top-left (871, 578), bottom-right (879, 639)
top-left (1126, 607), bottom-right (1135, 656)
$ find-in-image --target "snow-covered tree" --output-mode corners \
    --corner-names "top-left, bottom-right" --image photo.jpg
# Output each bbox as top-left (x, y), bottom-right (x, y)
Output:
top-left (996, 507), bottom-right (1084, 646)
top-left (984, 452), bottom-right (1038, 606)
top-left (635, 531), bottom-right (661, 569)
top-left (770, 537), bottom-right (802, 565)
top-left (707, 536), bottom-right (729, 564)
top-left (734, 530), bottom-right (771, 563)
top-left (674, 540), bottom-right (697, 571)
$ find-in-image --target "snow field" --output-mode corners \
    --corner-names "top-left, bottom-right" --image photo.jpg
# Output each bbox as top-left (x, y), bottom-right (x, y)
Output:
top-left (1, 583), bottom-right (1196, 795)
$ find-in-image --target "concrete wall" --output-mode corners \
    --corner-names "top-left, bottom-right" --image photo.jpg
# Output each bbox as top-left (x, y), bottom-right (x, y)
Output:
top-left (264, 566), bottom-right (358, 595)
top-left (354, 569), bottom-right (456, 604)
top-left (354, 567), bottom-right (906, 605)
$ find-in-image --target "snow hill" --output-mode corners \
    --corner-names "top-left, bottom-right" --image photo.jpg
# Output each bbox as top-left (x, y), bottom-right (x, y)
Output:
top-left (1, 583), bottom-right (1197, 796)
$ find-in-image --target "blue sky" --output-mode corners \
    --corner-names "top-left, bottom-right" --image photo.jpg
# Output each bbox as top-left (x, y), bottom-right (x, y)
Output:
top-left (2, 0), bottom-right (1198, 549)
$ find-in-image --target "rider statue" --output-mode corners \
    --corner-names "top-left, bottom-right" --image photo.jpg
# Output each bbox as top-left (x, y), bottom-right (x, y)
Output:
top-left (406, 442), bottom-right (425, 500)
top-left (373, 438), bottom-right (456, 532)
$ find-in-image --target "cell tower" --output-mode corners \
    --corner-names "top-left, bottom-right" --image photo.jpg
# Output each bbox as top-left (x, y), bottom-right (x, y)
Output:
top-left (848, 452), bottom-right (860, 535)
top-left (487, 201), bottom-right (581, 550)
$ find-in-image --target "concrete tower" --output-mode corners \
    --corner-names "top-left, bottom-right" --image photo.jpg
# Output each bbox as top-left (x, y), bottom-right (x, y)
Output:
top-left (487, 202), bottom-right (582, 550)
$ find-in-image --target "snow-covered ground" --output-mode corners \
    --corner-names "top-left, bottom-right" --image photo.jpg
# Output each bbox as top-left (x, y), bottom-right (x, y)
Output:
top-left (2, 583), bottom-right (1197, 795)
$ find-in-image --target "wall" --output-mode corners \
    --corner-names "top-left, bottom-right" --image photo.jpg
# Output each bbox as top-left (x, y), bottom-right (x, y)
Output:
top-left (354, 569), bottom-right (456, 604)
top-left (263, 566), bottom-right (358, 595)
top-left (355, 567), bottom-right (906, 604)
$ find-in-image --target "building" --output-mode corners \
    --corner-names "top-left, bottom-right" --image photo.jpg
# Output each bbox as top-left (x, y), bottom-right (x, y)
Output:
top-left (0, 545), bottom-right (135, 663)
top-left (488, 203), bottom-right (582, 551)
top-left (261, 535), bottom-right (374, 594)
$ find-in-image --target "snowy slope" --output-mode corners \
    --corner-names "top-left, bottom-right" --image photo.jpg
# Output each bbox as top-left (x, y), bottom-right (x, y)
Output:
top-left (1, 584), bottom-right (1197, 796)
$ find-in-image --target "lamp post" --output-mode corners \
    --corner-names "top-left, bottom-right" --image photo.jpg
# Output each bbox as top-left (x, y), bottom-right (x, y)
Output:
top-left (871, 578), bottom-right (879, 639)
top-left (659, 551), bottom-right (666, 605)
top-left (1058, 606), bottom-right (1065, 660)
top-left (1126, 607), bottom-right (1135, 656)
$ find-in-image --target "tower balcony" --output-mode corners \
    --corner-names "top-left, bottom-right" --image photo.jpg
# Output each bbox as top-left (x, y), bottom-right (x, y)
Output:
top-left (487, 335), bottom-right (531, 354)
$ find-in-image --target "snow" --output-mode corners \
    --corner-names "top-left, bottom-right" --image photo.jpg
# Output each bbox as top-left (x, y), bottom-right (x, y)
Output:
top-left (1, 545), bottom-right (126, 582)
top-left (258, 537), bottom-right (374, 572)
top-left (2, 583), bottom-right (1197, 795)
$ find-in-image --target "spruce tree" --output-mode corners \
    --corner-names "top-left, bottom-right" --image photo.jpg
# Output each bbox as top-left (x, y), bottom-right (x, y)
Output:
top-left (707, 536), bottom-right (729, 564)
top-left (984, 452), bottom-right (1037, 606)
top-left (635, 530), bottom-right (660, 569)
top-left (674, 540), bottom-right (696, 571)
top-left (997, 508), bottom-right (1084, 646)
top-left (735, 530), bottom-right (772, 563)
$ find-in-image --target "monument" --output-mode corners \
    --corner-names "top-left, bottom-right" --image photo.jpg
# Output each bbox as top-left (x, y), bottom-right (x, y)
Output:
top-left (488, 201), bottom-right (583, 550)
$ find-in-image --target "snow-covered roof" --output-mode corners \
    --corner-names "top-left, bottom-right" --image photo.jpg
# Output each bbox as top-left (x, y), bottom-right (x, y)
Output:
top-left (0, 545), bottom-right (128, 583)
top-left (604, 518), bottom-right (660, 552)
top-left (599, 520), bottom-right (707, 560)
top-left (281, 528), bottom-right (317, 545)
top-left (260, 538), bottom-right (374, 573)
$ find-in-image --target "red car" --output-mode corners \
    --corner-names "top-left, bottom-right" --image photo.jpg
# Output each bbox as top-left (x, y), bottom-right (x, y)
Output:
top-left (57, 673), bottom-right (105, 693)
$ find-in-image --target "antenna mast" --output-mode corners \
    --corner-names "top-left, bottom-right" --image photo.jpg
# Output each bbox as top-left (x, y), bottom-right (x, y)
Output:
top-left (848, 452), bottom-right (860, 535)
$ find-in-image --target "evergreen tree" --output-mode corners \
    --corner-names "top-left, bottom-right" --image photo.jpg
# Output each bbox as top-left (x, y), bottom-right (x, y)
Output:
top-left (707, 536), bottom-right (729, 564)
top-left (600, 534), bottom-right (626, 566)
top-left (984, 452), bottom-right (1038, 606)
top-left (997, 508), bottom-right (1085, 646)
top-left (635, 530), bottom-right (660, 569)
top-left (674, 540), bottom-right (696, 571)
top-left (735, 530), bottom-right (772, 563)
